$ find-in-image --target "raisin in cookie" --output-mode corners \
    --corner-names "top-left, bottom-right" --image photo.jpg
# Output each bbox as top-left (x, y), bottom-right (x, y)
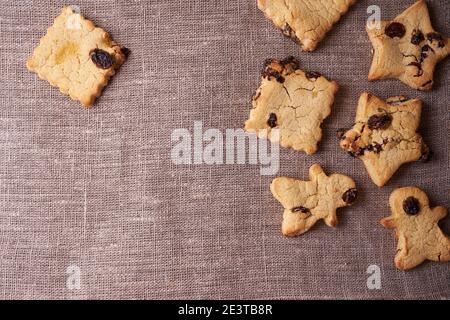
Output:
top-left (271, 164), bottom-right (357, 236)
top-left (367, 0), bottom-right (450, 90)
top-left (27, 6), bottom-right (128, 107)
top-left (339, 92), bottom-right (429, 187)
top-left (258, 0), bottom-right (358, 51)
top-left (245, 57), bottom-right (338, 154)
top-left (381, 187), bottom-right (450, 270)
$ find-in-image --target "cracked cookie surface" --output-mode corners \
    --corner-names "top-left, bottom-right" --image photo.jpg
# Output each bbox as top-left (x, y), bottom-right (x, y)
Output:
top-left (271, 164), bottom-right (357, 236)
top-left (339, 92), bottom-right (428, 187)
top-left (258, 0), bottom-right (358, 51)
top-left (244, 57), bottom-right (338, 154)
top-left (27, 7), bottom-right (128, 107)
top-left (367, 0), bottom-right (450, 90)
top-left (381, 187), bottom-right (450, 270)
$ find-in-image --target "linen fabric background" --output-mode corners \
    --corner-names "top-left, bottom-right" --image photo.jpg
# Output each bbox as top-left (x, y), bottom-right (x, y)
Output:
top-left (0, 0), bottom-right (449, 299)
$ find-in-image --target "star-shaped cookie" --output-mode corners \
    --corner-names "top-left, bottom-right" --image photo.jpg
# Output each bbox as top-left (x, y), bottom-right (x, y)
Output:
top-left (271, 164), bottom-right (357, 236)
top-left (27, 7), bottom-right (128, 107)
top-left (381, 187), bottom-right (450, 270)
top-left (367, 0), bottom-right (450, 90)
top-left (258, 0), bottom-right (358, 51)
top-left (339, 92), bottom-right (429, 187)
top-left (244, 57), bottom-right (338, 154)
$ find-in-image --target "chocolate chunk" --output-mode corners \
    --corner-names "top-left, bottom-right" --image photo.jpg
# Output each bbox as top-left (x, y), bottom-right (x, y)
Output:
top-left (342, 188), bottom-right (358, 204)
top-left (267, 113), bottom-right (277, 128)
top-left (367, 113), bottom-right (392, 130)
top-left (403, 197), bottom-right (420, 215)
top-left (305, 71), bottom-right (321, 80)
top-left (90, 48), bottom-right (114, 69)
top-left (292, 206), bottom-right (311, 214)
top-left (385, 22), bottom-right (406, 38)
top-left (411, 29), bottom-right (425, 45)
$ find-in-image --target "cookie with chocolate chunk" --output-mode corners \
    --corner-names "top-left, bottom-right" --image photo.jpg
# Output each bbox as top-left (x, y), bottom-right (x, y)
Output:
top-left (258, 0), bottom-right (358, 51)
top-left (271, 164), bottom-right (357, 237)
top-left (27, 6), bottom-right (128, 107)
top-left (367, 0), bottom-right (450, 90)
top-left (339, 92), bottom-right (429, 187)
top-left (245, 57), bottom-right (338, 154)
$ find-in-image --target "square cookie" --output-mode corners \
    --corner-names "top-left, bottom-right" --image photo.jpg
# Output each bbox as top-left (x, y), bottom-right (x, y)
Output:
top-left (258, 0), bottom-right (358, 51)
top-left (27, 7), bottom-right (128, 107)
top-left (245, 57), bottom-right (338, 154)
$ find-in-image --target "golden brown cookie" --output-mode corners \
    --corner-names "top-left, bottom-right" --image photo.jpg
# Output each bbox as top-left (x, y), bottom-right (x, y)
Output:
top-left (27, 6), bottom-right (128, 107)
top-left (245, 57), bottom-right (338, 154)
top-left (271, 164), bottom-right (357, 236)
top-left (367, 0), bottom-right (450, 90)
top-left (258, 0), bottom-right (358, 51)
top-left (339, 92), bottom-right (429, 187)
top-left (381, 187), bottom-right (450, 270)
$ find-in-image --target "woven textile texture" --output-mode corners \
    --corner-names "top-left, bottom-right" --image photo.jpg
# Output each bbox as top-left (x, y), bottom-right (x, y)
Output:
top-left (0, 0), bottom-right (449, 299)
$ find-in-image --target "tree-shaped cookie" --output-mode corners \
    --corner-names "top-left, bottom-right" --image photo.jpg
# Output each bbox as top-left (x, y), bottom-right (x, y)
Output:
top-left (339, 92), bottom-right (429, 187)
top-left (367, 0), bottom-right (450, 90)
top-left (381, 187), bottom-right (450, 270)
top-left (258, 0), bottom-right (358, 51)
top-left (245, 57), bottom-right (338, 154)
top-left (271, 164), bottom-right (357, 236)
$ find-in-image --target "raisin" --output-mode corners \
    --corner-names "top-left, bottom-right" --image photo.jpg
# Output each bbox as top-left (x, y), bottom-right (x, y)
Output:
top-left (305, 71), bottom-right (321, 80)
top-left (282, 56), bottom-right (300, 70)
top-left (367, 113), bottom-right (392, 130)
top-left (403, 197), bottom-right (420, 215)
top-left (90, 49), bottom-right (114, 69)
top-left (367, 143), bottom-right (382, 154)
top-left (427, 32), bottom-right (444, 42)
top-left (336, 128), bottom-right (348, 140)
top-left (342, 188), bottom-right (358, 204)
top-left (282, 24), bottom-right (299, 44)
top-left (267, 113), bottom-right (277, 128)
top-left (385, 22), bottom-right (406, 38)
top-left (411, 29), bottom-right (424, 45)
top-left (421, 44), bottom-right (434, 53)
top-left (121, 46), bottom-right (131, 57)
top-left (420, 144), bottom-right (432, 162)
top-left (262, 69), bottom-right (285, 83)
top-left (292, 206), bottom-right (310, 214)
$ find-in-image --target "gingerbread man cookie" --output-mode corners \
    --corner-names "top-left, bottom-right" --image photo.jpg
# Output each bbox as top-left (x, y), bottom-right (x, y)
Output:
top-left (245, 57), bottom-right (338, 154)
top-left (271, 164), bottom-right (357, 236)
top-left (258, 0), bottom-right (358, 51)
top-left (339, 92), bottom-right (429, 187)
top-left (381, 187), bottom-right (450, 270)
top-left (367, 0), bottom-right (450, 90)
